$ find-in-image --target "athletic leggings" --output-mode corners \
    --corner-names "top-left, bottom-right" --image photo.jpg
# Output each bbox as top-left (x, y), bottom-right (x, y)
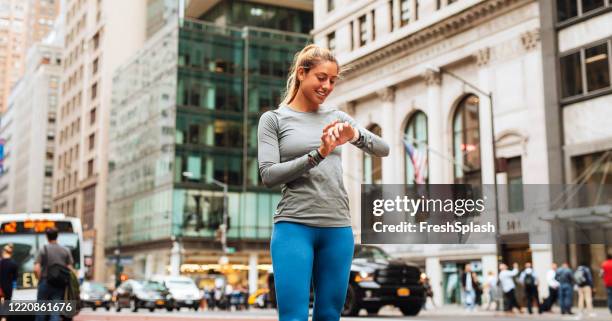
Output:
top-left (271, 221), bottom-right (354, 321)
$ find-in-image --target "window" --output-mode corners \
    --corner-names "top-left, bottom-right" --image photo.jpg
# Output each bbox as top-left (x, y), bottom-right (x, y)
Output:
top-left (572, 150), bottom-right (612, 206)
top-left (390, 0), bottom-right (395, 31)
top-left (87, 159), bottom-right (94, 177)
top-left (400, 0), bottom-right (411, 26)
top-left (505, 157), bottom-right (524, 212)
top-left (88, 133), bottom-right (95, 150)
top-left (560, 41), bottom-right (610, 99)
top-left (350, 21), bottom-right (354, 50)
top-left (452, 95), bottom-right (481, 186)
top-left (404, 111), bottom-right (428, 184)
top-left (92, 58), bottom-right (98, 75)
top-left (91, 82), bottom-right (97, 100)
top-left (90, 108), bottom-right (96, 125)
top-left (327, 32), bottom-right (335, 52)
top-left (92, 31), bottom-right (100, 50)
top-left (359, 15), bottom-right (367, 47)
top-left (371, 10), bottom-right (376, 41)
top-left (560, 52), bottom-right (583, 97)
top-left (585, 43), bottom-right (610, 92)
top-left (557, 0), bottom-right (607, 23)
top-left (363, 125), bottom-right (383, 184)
top-left (327, 0), bottom-right (335, 12)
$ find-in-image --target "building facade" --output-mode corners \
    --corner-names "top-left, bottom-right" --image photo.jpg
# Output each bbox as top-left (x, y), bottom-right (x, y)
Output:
top-left (314, 0), bottom-right (609, 306)
top-left (0, 0), bottom-right (60, 113)
top-left (544, 0), bottom-right (612, 306)
top-left (52, 0), bottom-right (147, 281)
top-left (0, 43), bottom-right (61, 213)
top-left (107, 0), bottom-right (312, 292)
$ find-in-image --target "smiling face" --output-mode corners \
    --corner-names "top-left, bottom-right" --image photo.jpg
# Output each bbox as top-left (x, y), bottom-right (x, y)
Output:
top-left (296, 60), bottom-right (339, 105)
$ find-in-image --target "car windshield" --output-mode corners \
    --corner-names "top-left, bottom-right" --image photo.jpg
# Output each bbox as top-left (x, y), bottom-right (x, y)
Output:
top-left (354, 246), bottom-right (391, 260)
top-left (142, 281), bottom-right (166, 292)
top-left (166, 280), bottom-right (194, 288)
top-left (83, 282), bottom-right (106, 292)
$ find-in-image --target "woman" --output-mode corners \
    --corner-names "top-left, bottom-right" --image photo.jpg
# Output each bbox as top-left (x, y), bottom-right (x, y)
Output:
top-left (257, 44), bottom-right (389, 321)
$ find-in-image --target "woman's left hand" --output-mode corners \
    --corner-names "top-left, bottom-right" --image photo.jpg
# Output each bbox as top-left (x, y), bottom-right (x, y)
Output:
top-left (326, 122), bottom-right (358, 145)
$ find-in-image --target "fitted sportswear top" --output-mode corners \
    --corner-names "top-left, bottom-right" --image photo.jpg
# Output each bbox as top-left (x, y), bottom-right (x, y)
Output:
top-left (257, 104), bottom-right (389, 227)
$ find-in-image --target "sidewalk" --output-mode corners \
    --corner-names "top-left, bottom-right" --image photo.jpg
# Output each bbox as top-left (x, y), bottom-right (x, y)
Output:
top-left (410, 304), bottom-right (611, 319)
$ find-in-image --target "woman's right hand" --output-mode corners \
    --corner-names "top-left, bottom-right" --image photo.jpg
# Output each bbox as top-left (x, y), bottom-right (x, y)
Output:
top-left (318, 120), bottom-right (339, 157)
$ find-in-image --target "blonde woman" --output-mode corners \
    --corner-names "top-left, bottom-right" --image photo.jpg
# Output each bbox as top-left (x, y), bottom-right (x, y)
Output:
top-left (257, 44), bottom-right (389, 320)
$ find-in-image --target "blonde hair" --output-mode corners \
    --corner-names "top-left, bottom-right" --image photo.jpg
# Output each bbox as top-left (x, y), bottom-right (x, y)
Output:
top-left (281, 44), bottom-right (340, 105)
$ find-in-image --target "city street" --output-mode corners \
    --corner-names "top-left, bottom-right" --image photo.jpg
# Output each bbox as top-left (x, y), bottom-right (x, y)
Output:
top-left (73, 306), bottom-right (612, 321)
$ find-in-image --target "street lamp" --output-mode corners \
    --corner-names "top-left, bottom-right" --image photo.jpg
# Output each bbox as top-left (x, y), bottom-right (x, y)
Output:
top-left (211, 178), bottom-right (229, 254)
top-left (425, 65), bottom-right (501, 261)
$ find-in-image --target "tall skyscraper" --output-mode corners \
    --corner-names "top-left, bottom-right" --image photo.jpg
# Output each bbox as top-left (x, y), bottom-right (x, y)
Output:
top-left (0, 0), bottom-right (60, 113)
top-left (53, 0), bottom-right (147, 281)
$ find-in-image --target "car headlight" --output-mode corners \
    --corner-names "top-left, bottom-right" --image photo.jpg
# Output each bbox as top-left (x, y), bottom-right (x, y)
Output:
top-left (166, 294), bottom-right (172, 300)
top-left (355, 271), bottom-right (374, 283)
top-left (81, 294), bottom-right (90, 300)
top-left (103, 294), bottom-right (111, 301)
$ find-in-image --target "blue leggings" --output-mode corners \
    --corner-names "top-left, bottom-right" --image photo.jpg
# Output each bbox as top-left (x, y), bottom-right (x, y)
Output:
top-left (271, 221), bottom-right (354, 321)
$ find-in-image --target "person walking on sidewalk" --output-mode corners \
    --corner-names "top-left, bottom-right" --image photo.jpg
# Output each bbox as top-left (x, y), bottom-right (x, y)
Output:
top-left (575, 262), bottom-right (594, 316)
top-left (541, 263), bottom-right (559, 312)
top-left (499, 263), bottom-right (521, 313)
top-left (555, 262), bottom-right (575, 315)
top-left (519, 262), bottom-right (541, 314)
top-left (601, 254), bottom-right (612, 314)
top-left (258, 44), bottom-right (389, 321)
top-left (34, 228), bottom-right (74, 321)
top-left (0, 244), bottom-right (18, 301)
top-left (461, 264), bottom-right (477, 311)
top-left (485, 271), bottom-right (501, 311)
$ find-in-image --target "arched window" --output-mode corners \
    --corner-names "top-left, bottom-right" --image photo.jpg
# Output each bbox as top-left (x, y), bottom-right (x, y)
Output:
top-left (452, 95), bottom-right (481, 185)
top-left (363, 124), bottom-right (382, 184)
top-left (404, 111), bottom-right (428, 184)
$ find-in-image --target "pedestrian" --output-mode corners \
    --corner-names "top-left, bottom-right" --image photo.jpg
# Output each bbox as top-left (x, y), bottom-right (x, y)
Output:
top-left (257, 44), bottom-right (389, 321)
top-left (473, 271), bottom-right (483, 306)
top-left (484, 271), bottom-right (501, 311)
top-left (499, 262), bottom-right (521, 313)
top-left (461, 264), bottom-right (477, 311)
top-left (519, 262), bottom-right (541, 314)
top-left (0, 244), bottom-right (18, 302)
top-left (575, 262), bottom-right (594, 316)
top-left (1, 244), bottom-right (18, 321)
top-left (422, 276), bottom-right (435, 310)
top-left (541, 262), bottom-right (559, 312)
top-left (555, 262), bottom-right (574, 315)
top-left (601, 253), bottom-right (612, 314)
top-left (34, 227), bottom-right (75, 321)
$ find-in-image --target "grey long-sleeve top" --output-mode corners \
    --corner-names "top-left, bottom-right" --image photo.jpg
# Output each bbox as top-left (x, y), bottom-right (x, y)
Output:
top-left (257, 104), bottom-right (389, 227)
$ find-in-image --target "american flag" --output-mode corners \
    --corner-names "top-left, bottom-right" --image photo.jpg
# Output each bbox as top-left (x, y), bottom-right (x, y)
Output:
top-left (404, 139), bottom-right (428, 184)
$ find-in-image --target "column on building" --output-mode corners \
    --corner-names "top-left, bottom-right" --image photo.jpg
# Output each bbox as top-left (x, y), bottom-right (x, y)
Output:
top-left (423, 69), bottom-right (444, 183)
top-left (170, 240), bottom-right (181, 276)
top-left (145, 253), bottom-right (154, 279)
top-left (475, 47), bottom-right (496, 185)
top-left (378, 87), bottom-right (397, 183)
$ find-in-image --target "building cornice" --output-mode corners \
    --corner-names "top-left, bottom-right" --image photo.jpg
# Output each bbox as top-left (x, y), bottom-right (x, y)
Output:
top-left (340, 0), bottom-right (530, 78)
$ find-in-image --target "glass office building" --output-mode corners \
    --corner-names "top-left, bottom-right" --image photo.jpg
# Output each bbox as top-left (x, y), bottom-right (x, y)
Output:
top-left (107, 1), bottom-right (311, 281)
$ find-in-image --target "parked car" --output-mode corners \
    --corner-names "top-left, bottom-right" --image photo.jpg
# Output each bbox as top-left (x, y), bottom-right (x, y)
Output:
top-left (113, 279), bottom-right (173, 312)
top-left (152, 275), bottom-right (202, 311)
top-left (80, 281), bottom-right (112, 311)
top-left (268, 245), bottom-right (425, 316)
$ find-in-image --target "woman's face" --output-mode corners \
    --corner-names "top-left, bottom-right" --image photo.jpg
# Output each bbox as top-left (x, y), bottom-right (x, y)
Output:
top-left (297, 60), bottom-right (339, 105)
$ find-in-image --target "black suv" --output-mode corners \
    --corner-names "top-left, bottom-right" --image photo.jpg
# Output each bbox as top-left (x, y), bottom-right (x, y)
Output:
top-left (268, 244), bottom-right (425, 316)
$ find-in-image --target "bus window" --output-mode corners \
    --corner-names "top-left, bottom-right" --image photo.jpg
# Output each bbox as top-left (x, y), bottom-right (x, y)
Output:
top-left (37, 233), bottom-right (81, 270)
top-left (0, 234), bottom-right (39, 289)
